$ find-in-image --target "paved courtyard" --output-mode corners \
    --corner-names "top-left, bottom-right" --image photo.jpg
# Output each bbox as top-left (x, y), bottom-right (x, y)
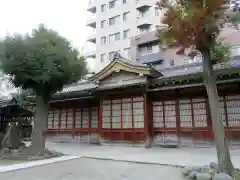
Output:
top-left (1, 141), bottom-right (240, 179)
top-left (0, 158), bottom-right (184, 180)
top-left (46, 141), bottom-right (240, 168)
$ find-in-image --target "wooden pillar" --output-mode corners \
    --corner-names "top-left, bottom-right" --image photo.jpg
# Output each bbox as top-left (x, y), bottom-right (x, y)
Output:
top-left (51, 110), bottom-right (54, 130)
top-left (131, 97), bottom-right (134, 143)
top-left (148, 97), bottom-right (154, 138)
top-left (190, 98), bottom-right (195, 146)
top-left (98, 99), bottom-right (103, 140)
top-left (175, 99), bottom-right (181, 146)
top-left (58, 109), bottom-right (62, 132)
top-left (120, 98), bottom-right (124, 141)
top-left (89, 107), bottom-right (92, 131)
top-left (144, 92), bottom-right (151, 148)
top-left (72, 108), bottom-right (76, 138)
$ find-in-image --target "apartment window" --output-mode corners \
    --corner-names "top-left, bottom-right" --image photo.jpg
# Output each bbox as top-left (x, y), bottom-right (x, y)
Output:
top-left (124, 48), bottom-right (130, 58)
top-left (101, 20), bottom-right (106, 28)
top-left (123, 12), bottom-right (130, 21)
top-left (109, 32), bottom-right (121, 43)
top-left (147, 45), bottom-right (153, 53)
top-left (139, 27), bottom-right (150, 33)
top-left (109, 51), bottom-right (115, 60)
top-left (101, 4), bottom-right (106, 12)
top-left (123, 29), bottom-right (130, 39)
top-left (109, 15), bottom-right (120, 26)
top-left (101, 37), bottom-right (106, 45)
top-left (109, 0), bottom-right (119, 9)
top-left (169, 59), bottom-right (175, 66)
top-left (101, 54), bottom-right (106, 62)
top-left (138, 10), bottom-right (149, 18)
top-left (155, 7), bottom-right (160, 16)
top-left (138, 46), bottom-right (144, 53)
top-left (139, 44), bottom-right (158, 55)
top-left (156, 25), bottom-right (161, 30)
top-left (231, 45), bottom-right (240, 56)
top-left (109, 50), bottom-right (121, 60)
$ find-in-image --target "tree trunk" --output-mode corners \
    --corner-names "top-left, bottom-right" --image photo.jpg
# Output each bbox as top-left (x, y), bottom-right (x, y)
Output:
top-left (30, 95), bottom-right (48, 155)
top-left (202, 50), bottom-right (234, 174)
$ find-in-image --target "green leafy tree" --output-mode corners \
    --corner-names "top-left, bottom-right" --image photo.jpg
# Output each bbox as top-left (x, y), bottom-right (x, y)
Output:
top-left (0, 25), bottom-right (87, 154)
top-left (13, 89), bottom-right (36, 108)
top-left (157, 0), bottom-right (239, 175)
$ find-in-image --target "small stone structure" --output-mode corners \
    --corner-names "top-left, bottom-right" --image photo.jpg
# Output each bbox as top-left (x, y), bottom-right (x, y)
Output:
top-left (183, 163), bottom-right (233, 180)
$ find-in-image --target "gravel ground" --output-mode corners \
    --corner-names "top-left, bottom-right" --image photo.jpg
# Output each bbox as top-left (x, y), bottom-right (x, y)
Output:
top-left (0, 158), bottom-right (185, 180)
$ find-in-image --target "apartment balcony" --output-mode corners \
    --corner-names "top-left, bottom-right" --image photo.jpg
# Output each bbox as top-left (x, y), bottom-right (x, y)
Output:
top-left (86, 15), bottom-right (96, 28)
top-left (136, 17), bottom-right (152, 28)
top-left (137, 52), bottom-right (164, 65)
top-left (87, 0), bottom-right (96, 13)
top-left (136, 0), bottom-right (151, 11)
top-left (84, 50), bottom-right (96, 59)
top-left (134, 30), bottom-right (158, 45)
top-left (86, 32), bottom-right (96, 43)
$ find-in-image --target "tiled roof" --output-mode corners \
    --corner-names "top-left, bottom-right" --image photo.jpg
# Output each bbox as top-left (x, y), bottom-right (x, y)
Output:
top-left (56, 59), bottom-right (240, 95)
top-left (117, 57), bottom-right (147, 67)
top-left (155, 59), bottom-right (239, 79)
top-left (0, 99), bottom-right (10, 107)
top-left (157, 62), bottom-right (202, 77)
top-left (57, 79), bottom-right (97, 94)
top-left (0, 98), bottom-right (17, 107)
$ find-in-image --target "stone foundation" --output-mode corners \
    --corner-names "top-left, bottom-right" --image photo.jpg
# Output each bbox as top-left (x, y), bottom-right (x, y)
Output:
top-left (46, 133), bottom-right (102, 145)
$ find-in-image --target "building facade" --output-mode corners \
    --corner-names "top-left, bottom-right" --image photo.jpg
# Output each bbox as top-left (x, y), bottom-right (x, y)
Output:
top-left (86, 0), bottom-right (163, 68)
top-left (86, 0), bottom-right (240, 71)
top-left (46, 58), bottom-right (240, 147)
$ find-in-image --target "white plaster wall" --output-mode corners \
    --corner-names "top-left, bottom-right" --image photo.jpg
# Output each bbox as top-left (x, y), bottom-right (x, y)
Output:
top-left (87, 0), bottom-right (163, 71)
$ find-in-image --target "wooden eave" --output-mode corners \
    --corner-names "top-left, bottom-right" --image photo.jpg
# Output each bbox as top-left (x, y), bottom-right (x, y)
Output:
top-left (150, 67), bottom-right (240, 91)
top-left (89, 60), bottom-right (162, 82)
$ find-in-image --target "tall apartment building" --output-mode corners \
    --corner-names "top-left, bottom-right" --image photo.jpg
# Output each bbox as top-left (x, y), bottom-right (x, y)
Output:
top-left (86, 0), bottom-right (163, 68)
top-left (86, 0), bottom-right (240, 71)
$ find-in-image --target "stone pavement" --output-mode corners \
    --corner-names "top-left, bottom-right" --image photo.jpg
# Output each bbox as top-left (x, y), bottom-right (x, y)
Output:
top-left (0, 158), bottom-right (185, 180)
top-left (46, 141), bottom-right (240, 168)
top-left (0, 156), bottom-right (79, 173)
top-left (1, 141), bottom-right (240, 177)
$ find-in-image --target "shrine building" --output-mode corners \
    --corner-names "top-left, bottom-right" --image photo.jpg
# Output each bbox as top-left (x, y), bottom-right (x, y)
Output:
top-left (45, 59), bottom-right (240, 147)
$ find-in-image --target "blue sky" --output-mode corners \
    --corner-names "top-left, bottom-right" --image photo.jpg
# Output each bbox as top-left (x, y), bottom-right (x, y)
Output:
top-left (0, 0), bottom-right (96, 71)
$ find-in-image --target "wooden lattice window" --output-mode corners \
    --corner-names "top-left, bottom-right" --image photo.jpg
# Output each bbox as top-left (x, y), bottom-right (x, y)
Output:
top-left (91, 107), bottom-right (98, 128)
top-left (122, 98), bottom-right (132, 128)
top-left (112, 99), bottom-right (121, 128)
top-left (47, 110), bottom-right (54, 129)
top-left (82, 108), bottom-right (89, 128)
top-left (192, 98), bottom-right (207, 128)
top-left (133, 97), bottom-right (144, 128)
top-left (102, 100), bottom-right (111, 128)
top-left (225, 95), bottom-right (240, 127)
top-left (75, 108), bottom-right (82, 128)
top-left (153, 101), bottom-right (164, 128)
top-left (66, 109), bottom-right (73, 129)
top-left (179, 99), bottom-right (192, 128)
top-left (60, 109), bottom-right (67, 129)
top-left (102, 96), bottom-right (144, 129)
top-left (164, 101), bottom-right (176, 128)
top-left (53, 110), bottom-right (59, 129)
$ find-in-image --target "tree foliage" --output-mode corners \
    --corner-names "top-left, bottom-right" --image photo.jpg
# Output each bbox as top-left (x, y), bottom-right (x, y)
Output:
top-left (156, 0), bottom-right (240, 176)
top-left (0, 24), bottom-right (88, 155)
top-left (156, 0), bottom-right (239, 58)
top-left (0, 24), bottom-right (87, 100)
top-left (13, 89), bottom-right (36, 108)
